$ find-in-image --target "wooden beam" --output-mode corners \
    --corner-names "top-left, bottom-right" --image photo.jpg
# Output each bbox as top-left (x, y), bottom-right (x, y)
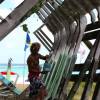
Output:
top-left (70, 74), bottom-right (100, 82)
top-left (85, 21), bottom-right (100, 32)
top-left (83, 40), bottom-right (93, 49)
top-left (34, 32), bottom-right (51, 51)
top-left (82, 21), bottom-right (100, 41)
top-left (74, 64), bottom-right (100, 71)
top-left (0, 0), bottom-right (38, 41)
top-left (83, 30), bottom-right (100, 41)
top-left (67, 34), bottom-right (100, 99)
top-left (92, 77), bottom-right (100, 100)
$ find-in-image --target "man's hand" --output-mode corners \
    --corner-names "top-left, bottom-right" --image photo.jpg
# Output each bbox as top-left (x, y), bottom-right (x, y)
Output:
top-left (41, 71), bottom-right (48, 74)
top-left (45, 55), bottom-right (50, 60)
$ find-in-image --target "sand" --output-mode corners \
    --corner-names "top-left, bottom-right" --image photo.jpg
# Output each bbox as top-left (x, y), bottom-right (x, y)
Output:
top-left (16, 84), bottom-right (29, 90)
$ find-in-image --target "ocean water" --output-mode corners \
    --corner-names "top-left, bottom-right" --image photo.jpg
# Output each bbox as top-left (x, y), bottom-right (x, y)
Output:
top-left (0, 64), bottom-right (29, 84)
top-left (0, 64), bottom-right (28, 77)
top-left (0, 64), bottom-right (44, 84)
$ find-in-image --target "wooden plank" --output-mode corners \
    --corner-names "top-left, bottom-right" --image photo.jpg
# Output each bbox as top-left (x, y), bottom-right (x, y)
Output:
top-left (83, 40), bottom-right (93, 49)
top-left (0, 0), bottom-right (38, 41)
top-left (45, 3), bottom-right (75, 99)
top-left (83, 30), bottom-right (100, 41)
top-left (85, 20), bottom-right (100, 32)
top-left (70, 74), bottom-right (100, 82)
top-left (92, 75), bottom-right (100, 100)
top-left (34, 32), bottom-right (51, 51)
top-left (46, 17), bottom-right (67, 100)
top-left (67, 33), bottom-right (100, 100)
top-left (43, 16), bottom-right (62, 85)
top-left (81, 38), bottom-right (100, 100)
top-left (59, 15), bottom-right (87, 100)
top-left (73, 64), bottom-right (100, 71)
top-left (52, 3), bottom-right (80, 99)
top-left (44, 17), bottom-right (64, 90)
top-left (43, 6), bottom-right (65, 96)
top-left (39, 29), bottom-right (53, 45)
top-left (97, 6), bottom-right (100, 20)
top-left (37, 11), bottom-right (45, 22)
top-left (36, 31), bottom-right (53, 49)
top-left (88, 0), bottom-right (100, 20)
top-left (51, 6), bottom-right (77, 99)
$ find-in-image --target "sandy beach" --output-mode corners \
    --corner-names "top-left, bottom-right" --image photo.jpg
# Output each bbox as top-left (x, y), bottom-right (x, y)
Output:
top-left (16, 83), bottom-right (29, 90)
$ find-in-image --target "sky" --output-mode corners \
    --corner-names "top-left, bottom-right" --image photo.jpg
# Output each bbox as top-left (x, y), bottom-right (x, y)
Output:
top-left (0, 0), bottom-right (51, 64)
top-left (0, 0), bottom-right (97, 65)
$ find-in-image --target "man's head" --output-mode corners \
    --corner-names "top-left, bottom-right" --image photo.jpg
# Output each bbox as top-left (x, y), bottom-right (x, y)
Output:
top-left (30, 42), bottom-right (41, 54)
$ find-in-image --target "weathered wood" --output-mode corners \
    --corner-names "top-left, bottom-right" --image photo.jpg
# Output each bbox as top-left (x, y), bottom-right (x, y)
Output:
top-left (83, 40), bottom-right (93, 49)
top-left (92, 75), bottom-right (100, 100)
top-left (70, 74), bottom-right (100, 82)
top-left (81, 38), bottom-right (100, 100)
top-left (74, 64), bottom-right (100, 71)
top-left (37, 11), bottom-right (45, 21)
top-left (36, 31), bottom-right (53, 49)
top-left (97, 6), bottom-right (100, 20)
top-left (67, 33), bottom-right (100, 100)
top-left (39, 29), bottom-right (53, 45)
top-left (0, 0), bottom-right (39, 41)
top-left (59, 16), bottom-right (87, 100)
top-left (39, 8), bottom-right (48, 18)
top-left (34, 32), bottom-right (51, 51)
top-left (83, 30), bottom-right (100, 41)
top-left (85, 21), bottom-right (100, 32)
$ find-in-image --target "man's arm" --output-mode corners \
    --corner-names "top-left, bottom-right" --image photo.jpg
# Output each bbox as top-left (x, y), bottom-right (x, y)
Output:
top-left (39, 54), bottom-right (49, 60)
